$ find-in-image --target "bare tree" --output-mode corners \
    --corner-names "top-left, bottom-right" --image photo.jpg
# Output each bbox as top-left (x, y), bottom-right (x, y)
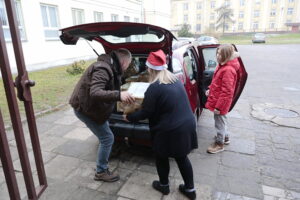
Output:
top-left (216, 3), bottom-right (235, 34)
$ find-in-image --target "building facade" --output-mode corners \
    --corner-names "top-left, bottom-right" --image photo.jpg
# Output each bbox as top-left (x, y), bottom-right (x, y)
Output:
top-left (171, 0), bottom-right (300, 35)
top-left (1, 0), bottom-right (143, 73)
top-left (143, 0), bottom-right (171, 29)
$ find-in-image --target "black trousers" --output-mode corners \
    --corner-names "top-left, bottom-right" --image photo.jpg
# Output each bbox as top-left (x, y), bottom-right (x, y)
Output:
top-left (155, 154), bottom-right (194, 189)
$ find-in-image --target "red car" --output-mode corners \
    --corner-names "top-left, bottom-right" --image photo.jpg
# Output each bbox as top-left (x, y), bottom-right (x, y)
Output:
top-left (60, 22), bottom-right (247, 146)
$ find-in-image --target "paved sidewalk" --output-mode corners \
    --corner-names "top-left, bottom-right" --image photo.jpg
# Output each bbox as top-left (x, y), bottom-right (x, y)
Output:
top-left (1, 45), bottom-right (300, 199)
top-left (1, 103), bottom-right (300, 200)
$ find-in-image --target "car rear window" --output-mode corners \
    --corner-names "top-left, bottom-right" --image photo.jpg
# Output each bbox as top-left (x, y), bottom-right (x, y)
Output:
top-left (101, 33), bottom-right (165, 44)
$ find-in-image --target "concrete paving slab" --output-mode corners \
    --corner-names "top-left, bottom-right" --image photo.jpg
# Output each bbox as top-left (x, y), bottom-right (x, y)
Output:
top-left (64, 161), bottom-right (102, 190)
top-left (52, 139), bottom-right (97, 160)
top-left (43, 124), bottom-right (76, 137)
top-left (117, 171), bottom-right (162, 200)
top-left (220, 151), bottom-right (257, 170)
top-left (63, 127), bottom-right (94, 141)
top-left (44, 155), bottom-right (82, 180)
top-left (39, 135), bottom-right (68, 152)
top-left (225, 138), bottom-right (256, 155)
top-left (97, 168), bottom-right (132, 195)
top-left (39, 178), bottom-right (79, 200)
top-left (163, 178), bottom-right (212, 200)
top-left (54, 115), bottom-right (79, 125)
top-left (13, 150), bottom-right (57, 172)
top-left (67, 187), bottom-right (116, 200)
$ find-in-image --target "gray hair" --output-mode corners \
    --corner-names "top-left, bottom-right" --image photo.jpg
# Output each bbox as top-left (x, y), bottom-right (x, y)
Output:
top-left (116, 48), bottom-right (132, 63)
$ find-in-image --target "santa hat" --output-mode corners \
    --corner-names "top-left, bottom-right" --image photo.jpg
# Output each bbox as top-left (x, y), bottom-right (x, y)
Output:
top-left (146, 50), bottom-right (168, 71)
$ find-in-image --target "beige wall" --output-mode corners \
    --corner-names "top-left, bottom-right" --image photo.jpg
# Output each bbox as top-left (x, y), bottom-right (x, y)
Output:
top-left (171, 0), bottom-right (300, 34)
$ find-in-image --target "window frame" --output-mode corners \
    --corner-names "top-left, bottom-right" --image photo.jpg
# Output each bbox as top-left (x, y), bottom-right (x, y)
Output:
top-left (72, 8), bottom-right (85, 25)
top-left (94, 11), bottom-right (103, 22)
top-left (183, 3), bottom-right (189, 10)
top-left (270, 9), bottom-right (276, 16)
top-left (111, 14), bottom-right (119, 22)
top-left (287, 8), bottom-right (293, 15)
top-left (0, 0), bottom-right (26, 41)
top-left (40, 3), bottom-right (60, 40)
top-left (197, 2), bottom-right (202, 9)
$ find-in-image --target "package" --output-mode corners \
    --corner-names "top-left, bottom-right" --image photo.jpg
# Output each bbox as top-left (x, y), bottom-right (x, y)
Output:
top-left (117, 82), bottom-right (150, 114)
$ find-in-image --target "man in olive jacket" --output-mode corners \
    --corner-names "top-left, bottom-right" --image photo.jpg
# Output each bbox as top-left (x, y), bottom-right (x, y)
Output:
top-left (70, 48), bottom-right (134, 182)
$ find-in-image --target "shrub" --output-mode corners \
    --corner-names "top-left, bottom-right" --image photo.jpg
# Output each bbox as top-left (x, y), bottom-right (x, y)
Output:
top-left (66, 60), bottom-right (86, 75)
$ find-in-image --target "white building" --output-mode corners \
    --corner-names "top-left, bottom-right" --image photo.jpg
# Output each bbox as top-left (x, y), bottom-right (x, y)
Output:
top-left (1, 0), bottom-right (143, 73)
top-left (143, 0), bottom-right (171, 29)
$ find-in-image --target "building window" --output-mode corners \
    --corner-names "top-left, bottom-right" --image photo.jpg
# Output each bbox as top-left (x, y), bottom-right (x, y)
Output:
top-left (0, 0), bottom-right (25, 40)
top-left (254, 10), bottom-right (260, 17)
top-left (225, 0), bottom-right (230, 6)
top-left (240, 0), bottom-right (245, 6)
top-left (183, 3), bottom-right (188, 10)
top-left (124, 16), bottom-right (130, 22)
top-left (184, 14), bottom-right (188, 22)
top-left (196, 24), bottom-right (201, 32)
top-left (210, 13), bottom-right (215, 20)
top-left (287, 8), bottom-right (293, 15)
top-left (40, 4), bottom-right (59, 39)
top-left (270, 9), bottom-right (276, 16)
top-left (197, 2), bottom-right (202, 9)
top-left (253, 22), bottom-right (259, 29)
top-left (239, 11), bottom-right (244, 18)
top-left (197, 14), bottom-right (201, 20)
top-left (255, 0), bottom-right (260, 4)
top-left (211, 1), bottom-right (215, 8)
top-left (270, 22), bottom-right (276, 29)
top-left (94, 11), bottom-right (103, 22)
top-left (111, 14), bottom-right (118, 21)
top-left (271, 0), bottom-right (277, 4)
top-left (134, 18), bottom-right (139, 22)
top-left (72, 8), bottom-right (84, 25)
top-left (209, 23), bottom-right (215, 30)
top-left (238, 22), bottom-right (243, 30)
top-left (288, 0), bottom-right (294, 2)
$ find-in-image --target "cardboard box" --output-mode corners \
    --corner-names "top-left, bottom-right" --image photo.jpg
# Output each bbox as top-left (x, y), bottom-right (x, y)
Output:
top-left (117, 82), bottom-right (150, 114)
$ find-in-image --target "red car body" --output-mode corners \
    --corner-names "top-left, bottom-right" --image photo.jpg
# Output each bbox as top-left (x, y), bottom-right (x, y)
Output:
top-left (60, 22), bottom-right (248, 146)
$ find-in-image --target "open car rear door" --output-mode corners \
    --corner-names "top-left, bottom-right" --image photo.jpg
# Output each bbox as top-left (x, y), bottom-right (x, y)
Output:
top-left (197, 44), bottom-right (248, 112)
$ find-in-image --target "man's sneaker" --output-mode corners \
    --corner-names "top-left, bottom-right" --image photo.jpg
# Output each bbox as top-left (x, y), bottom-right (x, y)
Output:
top-left (224, 136), bottom-right (230, 145)
top-left (214, 136), bottom-right (230, 145)
top-left (94, 169), bottom-right (120, 182)
top-left (152, 180), bottom-right (170, 195)
top-left (207, 142), bottom-right (224, 154)
top-left (179, 184), bottom-right (196, 200)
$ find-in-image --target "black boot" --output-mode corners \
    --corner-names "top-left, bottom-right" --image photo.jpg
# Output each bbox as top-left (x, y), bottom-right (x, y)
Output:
top-left (152, 180), bottom-right (170, 195)
top-left (179, 184), bottom-right (196, 200)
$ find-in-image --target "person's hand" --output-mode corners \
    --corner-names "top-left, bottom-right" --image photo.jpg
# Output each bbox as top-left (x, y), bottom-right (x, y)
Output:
top-left (123, 115), bottom-right (129, 122)
top-left (120, 91), bottom-right (135, 104)
top-left (214, 109), bottom-right (220, 114)
top-left (205, 89), bottom-right (210, 96)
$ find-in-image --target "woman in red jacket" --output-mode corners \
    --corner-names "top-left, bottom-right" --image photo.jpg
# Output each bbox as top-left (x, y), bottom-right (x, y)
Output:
top-left (206, 44), bottom-right (240, 154)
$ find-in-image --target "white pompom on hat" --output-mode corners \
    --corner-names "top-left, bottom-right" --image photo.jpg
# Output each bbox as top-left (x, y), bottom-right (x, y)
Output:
top-left (146, 50), bottom-right (168, 71)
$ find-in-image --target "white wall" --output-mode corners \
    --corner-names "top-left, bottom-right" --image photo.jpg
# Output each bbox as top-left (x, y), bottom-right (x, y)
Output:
top-left (4, 0), bottom-right (142, 73)
top-left (143, 0), bottom-right (171, 29)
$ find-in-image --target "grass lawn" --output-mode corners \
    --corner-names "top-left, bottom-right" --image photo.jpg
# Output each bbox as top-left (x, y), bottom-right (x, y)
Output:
top-left (0, 60), bottom-right (94, 127)
top-left (219, 33), bottom-right (300, 45)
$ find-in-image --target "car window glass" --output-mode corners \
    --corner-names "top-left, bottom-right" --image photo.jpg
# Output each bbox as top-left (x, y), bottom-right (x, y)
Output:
top-left (183, 49), bottom-right (197, 81)
top-left (172, 57), bottom-right (186, 84)
top-left (202, 48), bottom-right (218, 71)
top-left (101, 33), bottom-right (165, 44)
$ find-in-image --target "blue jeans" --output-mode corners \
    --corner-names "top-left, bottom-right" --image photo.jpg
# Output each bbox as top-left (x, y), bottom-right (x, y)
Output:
top-left (74, 110), bottom-right (114, 173)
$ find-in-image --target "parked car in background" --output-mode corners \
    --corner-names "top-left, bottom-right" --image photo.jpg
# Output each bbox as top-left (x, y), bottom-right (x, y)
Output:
top-left (252, 33), bottom-right (266, 43)
top-left (60, 22), bottom-right (247, 146)
top-left (177, 37), bottom-right (195, 42)
top-left (197, 36), bottom-right (219, 45)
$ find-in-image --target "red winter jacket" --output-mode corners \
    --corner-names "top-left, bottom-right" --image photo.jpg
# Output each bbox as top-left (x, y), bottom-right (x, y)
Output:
top-left (205, 57), bottom-right (240, 115)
